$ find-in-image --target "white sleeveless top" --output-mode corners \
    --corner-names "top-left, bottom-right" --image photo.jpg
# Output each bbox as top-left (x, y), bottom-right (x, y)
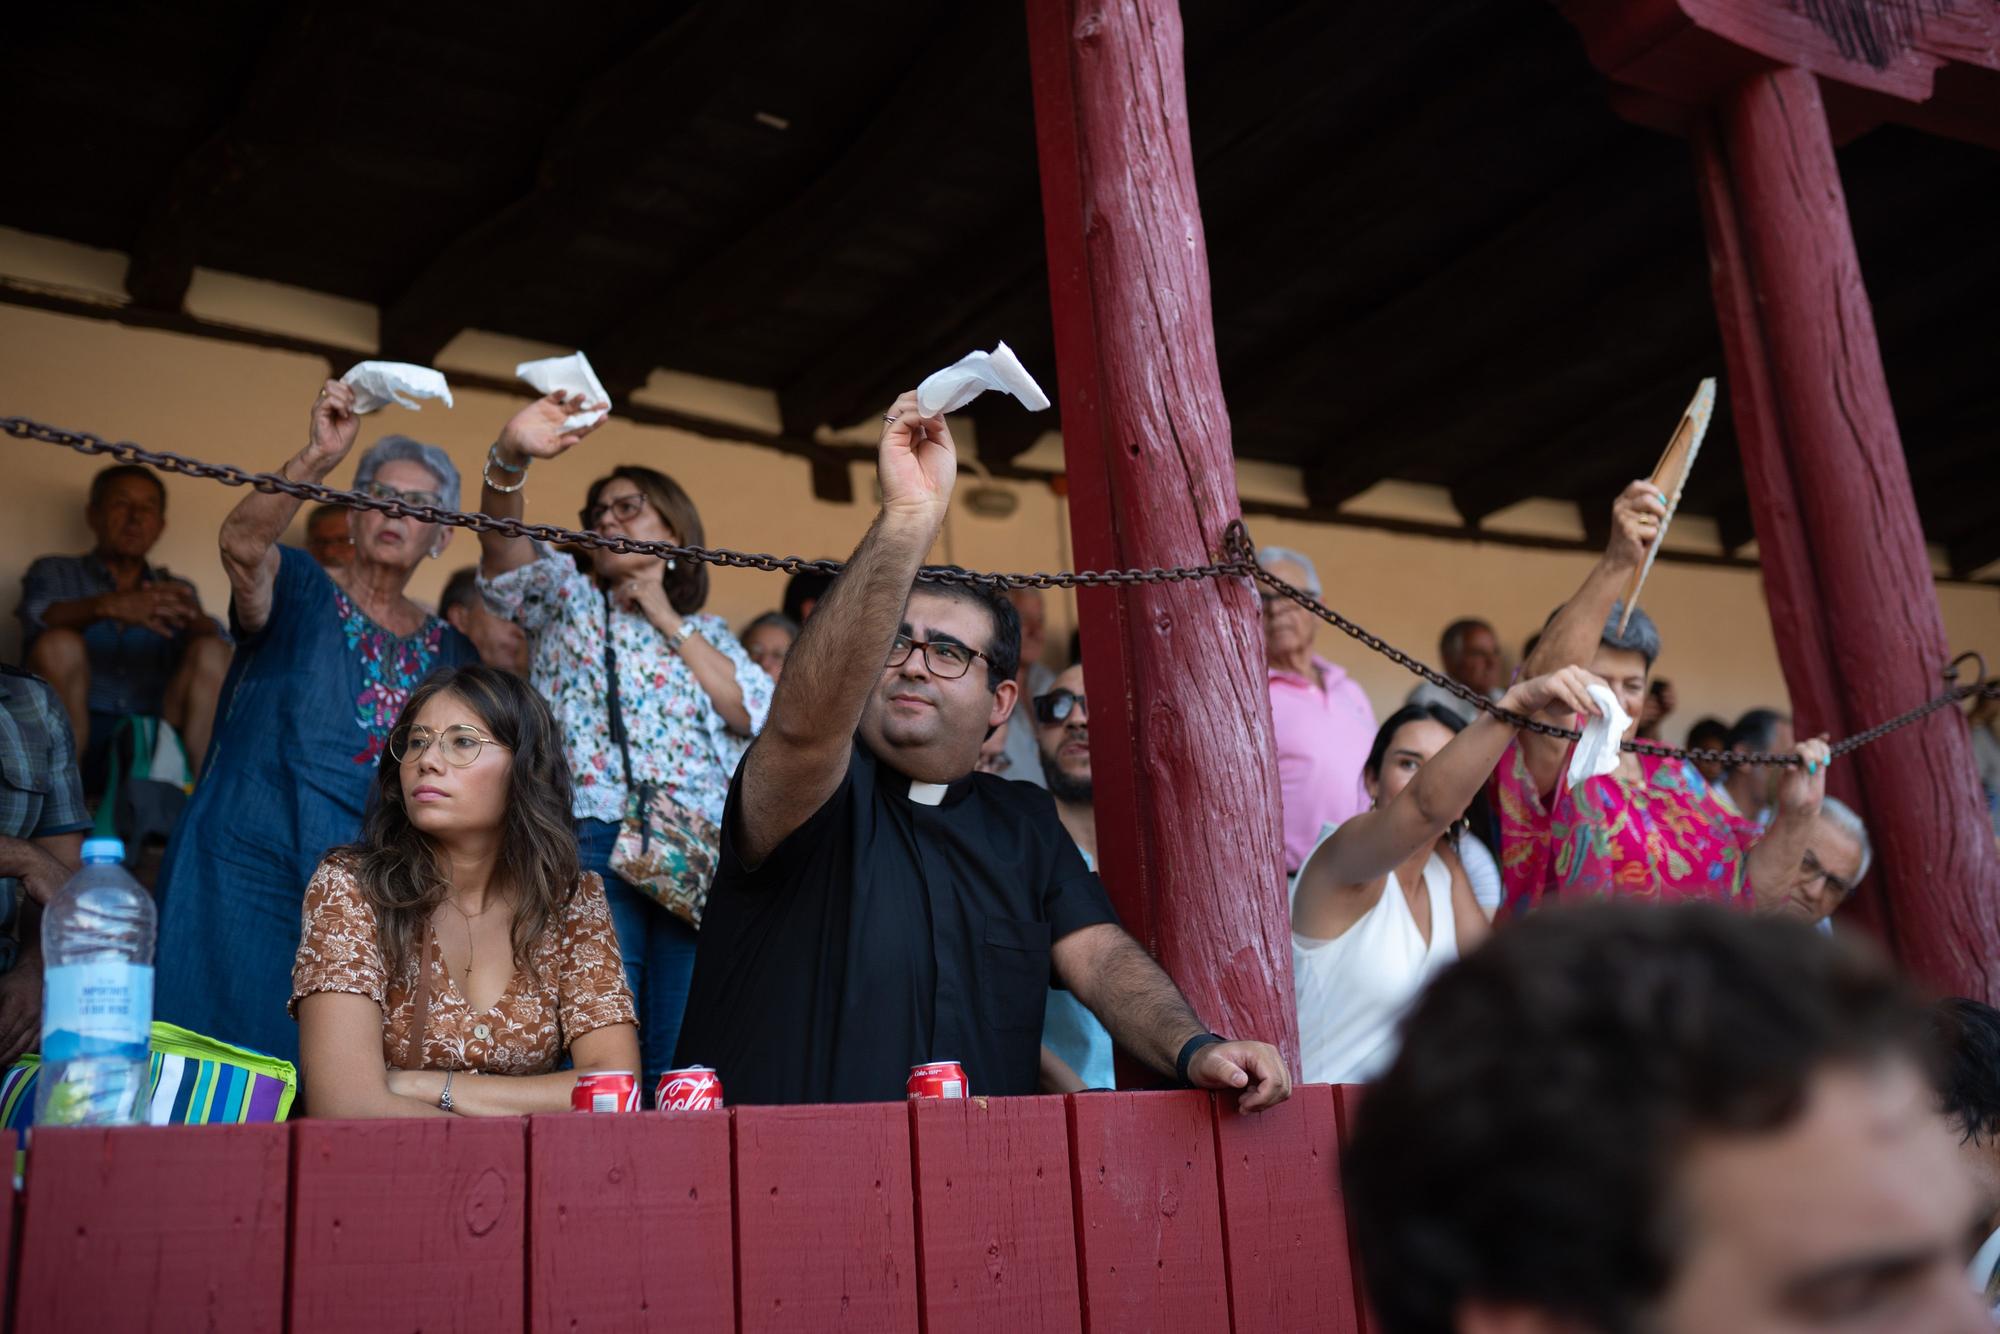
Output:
top-left (1292, 839), bottom-right (1460, 1085)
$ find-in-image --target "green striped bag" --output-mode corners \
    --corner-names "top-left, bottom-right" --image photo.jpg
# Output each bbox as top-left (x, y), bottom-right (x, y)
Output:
top-left (1, 1022), bottom-right (296, 1176)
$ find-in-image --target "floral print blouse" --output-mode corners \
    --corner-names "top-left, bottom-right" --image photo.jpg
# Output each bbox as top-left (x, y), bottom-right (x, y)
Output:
top-left (481, 548), bottom-right (773, 825)
top-left (1492, 739), bottom-right (1764, 916)
top-left (333, 582), bottom-right (454, 766)
top-left (290, 856), bottom-right (637, 1075)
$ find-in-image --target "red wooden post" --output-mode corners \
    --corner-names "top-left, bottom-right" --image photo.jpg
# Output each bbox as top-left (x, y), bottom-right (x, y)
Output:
top-left (1024, 0), bottom-right (1300, 1077)
top-left (1691, 66), bottom-right (2000, 996)
top-left (528, 1111), bottom-right (735, 1333)
top-left (20, 1125), bottom-right (290, 1334)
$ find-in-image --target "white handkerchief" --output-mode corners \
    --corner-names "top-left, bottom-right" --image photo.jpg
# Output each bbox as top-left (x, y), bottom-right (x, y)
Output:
top-left (341, 361), bottom-right (454, 414)
top-left (916, 341), bottom-right (1051, 416)
top-left (515, 351), bottom-right (611, 430)
top-left (1567, 682), bottom-right (1633, 789)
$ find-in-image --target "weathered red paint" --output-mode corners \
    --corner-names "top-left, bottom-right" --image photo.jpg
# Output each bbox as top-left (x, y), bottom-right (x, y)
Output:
top-left (1023, 0), bottom-right (1301, 1080)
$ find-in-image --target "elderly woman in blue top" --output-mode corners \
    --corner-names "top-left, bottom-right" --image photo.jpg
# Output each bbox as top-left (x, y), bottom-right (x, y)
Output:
top-left (152, 377), bottom-right (541, 1062)
top-left (478, 394), bottom-right (773, 1098)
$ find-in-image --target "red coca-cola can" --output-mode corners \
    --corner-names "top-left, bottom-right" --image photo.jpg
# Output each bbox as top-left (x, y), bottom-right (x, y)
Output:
top-left (655, 1066), bottom-right (725, 1110)
top-left (907, 1060), bottom-right (968, 1100)
top-left (571, 1070), bottom-right (640, 1113)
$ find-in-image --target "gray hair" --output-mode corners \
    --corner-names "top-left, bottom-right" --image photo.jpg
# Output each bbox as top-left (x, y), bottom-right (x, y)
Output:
top-left (354, 434), bottom-right (461, 513)
top-left (1817, 795), bottom-right (1873, 884)
top-left (1601, 601), bottom-right (1661, 667)
top-left (1257, 545), bottom-right (1321, 596)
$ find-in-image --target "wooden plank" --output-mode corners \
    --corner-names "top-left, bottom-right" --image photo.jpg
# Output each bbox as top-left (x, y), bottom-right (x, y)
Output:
top-left (1332, 1085), bottom-right (1379, 1334)
top-left (290, 1118), bottom-right (527, 1334)
top-left (1213, 1084), bottom-right (1360, 1333)
top-left (0, 1130), bottom-right (11, 1321)
top-left (17, 1123), bottom-right (288, 1333)
top-left (1066, 1090), bottom-right (1228, 1332)
top-left (1026, 0), bottom-right (1299, 1082)
top-left (733, 1102), bottom-right (919, 1333)
top-left (528, 1111), bottom-right (734, 1334)
top-left (910, 1095), bottom-right (1080, 1334)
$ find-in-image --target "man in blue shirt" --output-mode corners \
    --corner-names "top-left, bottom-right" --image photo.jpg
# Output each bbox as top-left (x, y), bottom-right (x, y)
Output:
top-left (16, 465), bottom-right (230, 785)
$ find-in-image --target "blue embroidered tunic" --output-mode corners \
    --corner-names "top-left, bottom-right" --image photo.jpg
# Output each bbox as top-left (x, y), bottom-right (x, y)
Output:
top-left (155, 546), bottom-right (475, 1062)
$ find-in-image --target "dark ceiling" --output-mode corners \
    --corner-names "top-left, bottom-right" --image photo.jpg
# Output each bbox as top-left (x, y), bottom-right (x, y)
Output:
top-left (4, 2), bottom-right (1995, 573)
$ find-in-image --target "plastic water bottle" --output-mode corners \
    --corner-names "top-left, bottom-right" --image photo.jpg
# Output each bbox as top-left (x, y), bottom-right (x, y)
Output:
top-left (36, 838), bottom-right (156, 1127)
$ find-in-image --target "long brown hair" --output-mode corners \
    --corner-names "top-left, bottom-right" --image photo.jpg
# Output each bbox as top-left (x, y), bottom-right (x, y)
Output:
top-left (579, 465), bottom-right (709, 613)
top-left (341, 665), bottom-right (581, 985)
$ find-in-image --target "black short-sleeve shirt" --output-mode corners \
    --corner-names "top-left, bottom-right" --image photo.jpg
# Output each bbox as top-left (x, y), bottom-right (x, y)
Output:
top-left (675, 742), bottom-right (1119, 1105)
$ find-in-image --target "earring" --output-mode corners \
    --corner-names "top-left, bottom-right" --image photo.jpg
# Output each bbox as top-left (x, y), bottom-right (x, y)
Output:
top-left (666, 557), bottom-right (677, 572)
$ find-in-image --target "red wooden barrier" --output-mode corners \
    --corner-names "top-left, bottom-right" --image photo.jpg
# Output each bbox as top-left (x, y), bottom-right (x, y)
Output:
top-left (0, 1131), bottom-right (14, 1321)
top-left (1333, 1083), bottom-right (1378, 1334)
top-left (1214, 1084), bottom-right (1361, 1333)
top-left (17, 1123), bottom-right (287, 1333)
top-left (528, 1110), bottom-right (734, 1334)
top-left (1067, 1090), bottom-right (1229, 1332)
top-left (733, 1102), bottom-right (919, 1333)
top-left (910, 1094), bottom-right (1081, 1333)
top-left (290, 1119), bottom-right (527, 1334)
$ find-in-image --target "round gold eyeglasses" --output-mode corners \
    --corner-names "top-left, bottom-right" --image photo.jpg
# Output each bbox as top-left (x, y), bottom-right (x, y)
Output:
top-left (389, 723), bottom-right (510, 767)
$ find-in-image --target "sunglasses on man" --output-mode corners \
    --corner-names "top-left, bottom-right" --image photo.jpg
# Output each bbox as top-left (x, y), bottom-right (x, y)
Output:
top-left (1033, 689), bottom-right (1087, 727)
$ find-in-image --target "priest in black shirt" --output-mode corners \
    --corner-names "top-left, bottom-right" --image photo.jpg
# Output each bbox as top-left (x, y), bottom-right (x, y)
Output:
top-left (676, 391), bottom-right (1291, 1109)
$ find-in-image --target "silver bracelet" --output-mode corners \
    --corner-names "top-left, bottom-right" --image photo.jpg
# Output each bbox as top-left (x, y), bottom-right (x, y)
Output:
top-left (482, 453), bottom-right (528, 494)
top-left (486, 442), bottom-right (526, 474)
top-left (438, 1069), bottom-right (456, 1111)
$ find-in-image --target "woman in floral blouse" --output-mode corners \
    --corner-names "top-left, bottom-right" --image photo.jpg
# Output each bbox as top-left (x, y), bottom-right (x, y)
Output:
top-left (154, 379), bottom-right (504, 1064)
top-left (294, 665), bottom-right (638, 1116)
top-left (1493, 478), bottom-right (1829, 915)
top-left (478, 396), bottom-right (772, 1096)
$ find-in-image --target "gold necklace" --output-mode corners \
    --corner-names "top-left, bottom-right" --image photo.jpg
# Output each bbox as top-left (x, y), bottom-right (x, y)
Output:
top-left (442, 896), bottom-right (487, 981)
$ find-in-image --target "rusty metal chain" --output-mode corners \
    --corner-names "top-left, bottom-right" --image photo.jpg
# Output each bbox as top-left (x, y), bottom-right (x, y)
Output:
top-left (10, 416), bottom-right (1992, 769)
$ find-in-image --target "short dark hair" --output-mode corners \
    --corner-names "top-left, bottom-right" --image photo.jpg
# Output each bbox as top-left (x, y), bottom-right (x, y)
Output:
top-left (783, 568), bottom-right (837, 624)
top-left (909, 569), bottom-right (1020, 691)
top-left (1686, 715), bottom-right (1730, 750)
top-left (89, 464), bottom-right (166, 510)
top-left (1346, 904), bottom-right (1922, 1334)
top-left (1926, 996), bottom-right (2000, 1145)
top-left (1439, 618), bottom-right (1494, 661)
top-left (1364, 703), bottom-right (1465, 783)
top-left (1728, 706), bottom-right (1790, 751)
top-left (439, 567), bottom-right (483, 618)
top-left (307, 502), bottom-right (348, 530)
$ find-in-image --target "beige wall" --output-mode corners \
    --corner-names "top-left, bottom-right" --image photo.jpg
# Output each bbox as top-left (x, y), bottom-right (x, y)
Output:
top-left (2, 288), bottom-right (1995, 746)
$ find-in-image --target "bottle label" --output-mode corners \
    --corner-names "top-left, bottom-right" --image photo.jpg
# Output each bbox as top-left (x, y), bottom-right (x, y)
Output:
top-left (42, 963), bottom-right (153, 1064)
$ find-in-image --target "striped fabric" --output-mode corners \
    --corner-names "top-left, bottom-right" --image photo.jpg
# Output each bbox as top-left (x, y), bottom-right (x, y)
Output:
top-left (2, 1021), bottom-right (296, 1175)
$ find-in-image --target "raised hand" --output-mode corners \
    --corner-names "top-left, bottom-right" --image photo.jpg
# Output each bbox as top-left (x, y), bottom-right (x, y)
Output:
top-left (1499, 664), bottom-right (1607, 724)
top-left (1605, 479), bottom-right (1667, 573)
top-left (1775, 735), bottom-right (1831, 820)
top-left (496, 391), bottom-right (605, 465)
top-left (306, 379), bottom-right (363, 470)
top-left (878, 391), bottom-right (957, 522)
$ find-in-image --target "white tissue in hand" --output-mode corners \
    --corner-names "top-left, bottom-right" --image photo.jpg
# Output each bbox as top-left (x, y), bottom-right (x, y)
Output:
top-left (916, 341), bottom-right (1051, 416)
top-left (515, 351), bottom-right (610, 430)
top-left (341, 362), bottom-right (454, 414)
top-left (1567, 682), bottom-right (1634, 789)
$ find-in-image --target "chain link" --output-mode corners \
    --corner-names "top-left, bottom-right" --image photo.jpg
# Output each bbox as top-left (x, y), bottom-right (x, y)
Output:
top-left (9, 415), bottom-right (1991, 769)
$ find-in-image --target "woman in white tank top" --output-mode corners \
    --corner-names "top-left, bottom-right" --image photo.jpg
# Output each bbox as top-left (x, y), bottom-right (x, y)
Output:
top-left (1292, 666), bottom-right (1605, 1085)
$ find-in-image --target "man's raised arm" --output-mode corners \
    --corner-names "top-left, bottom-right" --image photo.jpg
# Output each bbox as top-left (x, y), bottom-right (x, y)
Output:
top-left (734, 392), bottom-right (956, 867)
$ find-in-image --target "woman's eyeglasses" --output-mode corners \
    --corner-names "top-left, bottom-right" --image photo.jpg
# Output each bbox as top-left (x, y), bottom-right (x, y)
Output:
top-left (582, 492), bottom-right (651, 528)
top-left (886, 634), bottom-right (988, 681)
top-left (389, 723), bottom-right (510, 767)
top-left (1798, 848), bottom-right (1856, 901)
top-left (1033, 689), bottom-right (1087, 726)
top-left (359, 481), bottom-right (446, 511)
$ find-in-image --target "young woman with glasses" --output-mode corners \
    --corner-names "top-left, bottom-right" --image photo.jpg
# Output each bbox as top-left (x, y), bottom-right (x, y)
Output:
top-left (293, 665), bottom-right (638, 1117)
top-left (154, 381), bottom-right (498, 1065)
top-left (475, 396), bottom-right (774, 1100)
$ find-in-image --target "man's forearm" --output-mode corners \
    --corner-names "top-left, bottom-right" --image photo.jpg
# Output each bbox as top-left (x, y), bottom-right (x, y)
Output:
top-left (35, 596), bottom-right (106, 632)
top-left (1066, 926), bottom-right (1207, 1078)
top-left (768, 507), bottom-right (941, 748)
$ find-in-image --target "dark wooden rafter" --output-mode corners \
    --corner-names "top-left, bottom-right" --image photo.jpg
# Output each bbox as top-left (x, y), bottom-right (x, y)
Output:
top-left (378, 0), bottom-right (744, 364)
top-left (122, 7), bottom-right (335, 311)
top-left (585, 5), bottom-right (1025, 404)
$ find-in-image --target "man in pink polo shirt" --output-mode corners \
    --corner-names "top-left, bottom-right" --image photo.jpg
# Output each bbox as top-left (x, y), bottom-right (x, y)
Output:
top-left (1259, 546), bottom-right (1377, 873)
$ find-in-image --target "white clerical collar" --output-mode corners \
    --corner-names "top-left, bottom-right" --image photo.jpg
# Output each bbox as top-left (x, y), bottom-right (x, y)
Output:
top-left (907, 781), bottom-right (949, 806)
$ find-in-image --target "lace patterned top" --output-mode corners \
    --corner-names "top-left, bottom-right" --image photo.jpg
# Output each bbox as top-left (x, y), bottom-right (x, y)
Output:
top-left (481, 548), bottom-right (772, 825)
top-left (1492, 739), bottom-right (1764, 917)
top-left (290, 855), bottom-right (637, 1075)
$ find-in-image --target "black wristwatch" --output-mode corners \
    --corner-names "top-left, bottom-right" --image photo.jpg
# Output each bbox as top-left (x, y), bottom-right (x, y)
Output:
top-left (1176, 1032), bottom-right (1224, 1085)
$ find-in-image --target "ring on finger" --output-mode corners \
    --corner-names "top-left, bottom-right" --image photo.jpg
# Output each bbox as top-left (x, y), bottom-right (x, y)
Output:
top-left (885, 413), bottom-right (900, 424)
